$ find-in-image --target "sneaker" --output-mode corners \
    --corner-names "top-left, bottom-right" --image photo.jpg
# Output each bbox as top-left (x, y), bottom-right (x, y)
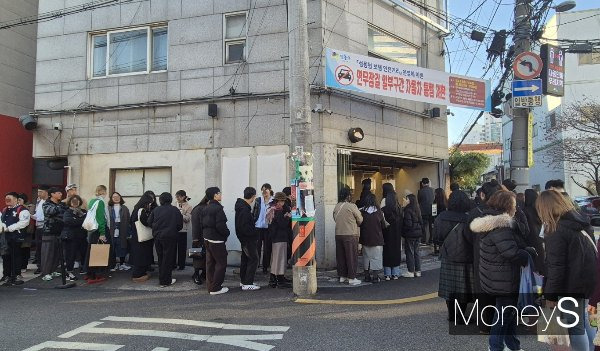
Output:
top-left (111, 264), bottom-right (119, 272)
top-left (0, 276), bottom-right (7, 282)
top-left (384, 275), bottom-right (391, 281)
top-left (415, 271), bottom-right (422, 277)
top-left (210, 287), bottom-right (229, 295)
top-left (392, 275), bottom-right (399, 280)
top-left (120, 264), bottom-right (131, 271)
top-left (348, 278), bottom-right (361, 286)
top-left (67, 272), bottom-right (77, 281)
top-left (339, 277), bottom-right (348, 283)
top-left (42, 274), bottom-right (53, 281)
top-left (51, 272), bottom-right (61, 277)
top-left (401, 272), bottom-right (415, 278)
top-left (3, 279), bottom-right (24, 286)
top-left (160, 278), bottom-right (177, 288)
top-left (87, 277), bottom-right (107, 284)
top-left (242, 284), bottom-right (261, 291)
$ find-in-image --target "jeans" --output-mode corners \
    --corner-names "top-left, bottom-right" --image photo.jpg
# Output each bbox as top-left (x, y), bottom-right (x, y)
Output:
top-left (404, 238), bottom-right (421, 273)
top-left (240, 239), bottom-right (259, 285)
top-left (489, 296), bottom-right (520, 351)
top-left (384, 266), bottom-right (400, 276)
top-left (561, 298), bottom-right (596, 351)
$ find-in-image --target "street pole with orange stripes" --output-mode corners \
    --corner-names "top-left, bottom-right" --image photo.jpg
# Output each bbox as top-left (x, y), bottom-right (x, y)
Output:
top-left (288, 0), bottom-right (317, 296)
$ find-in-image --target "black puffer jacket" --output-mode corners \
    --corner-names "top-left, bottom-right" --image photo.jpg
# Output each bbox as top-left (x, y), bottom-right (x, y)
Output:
top-left (269, 205), bottom-right (293, 244)
top-left (435, 211), bottom-right (472, 263)
top-left (61, 208), bottom-right (87, 240)
top-left (402, 206), bottom-right (422, 239)
top-left (544, 211), bottom-right (596, 301)
top-left (235, 198), bottom-right (258, 242)
top-left (148, 204), bottom-right (183, 240)
top-left (201, 200), bottom-right (230, 242)
top-left (470, 211), bottom-right (529, 295)
top-left (43, 200), bottom-right (67, 235)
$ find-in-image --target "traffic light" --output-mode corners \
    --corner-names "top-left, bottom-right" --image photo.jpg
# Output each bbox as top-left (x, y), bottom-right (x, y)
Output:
top-left (490, 89), bottom-right (505, 118)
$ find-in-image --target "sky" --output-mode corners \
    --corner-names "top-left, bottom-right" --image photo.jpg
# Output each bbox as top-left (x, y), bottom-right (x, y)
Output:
top-left (445, 0), bottom-right (598, 146)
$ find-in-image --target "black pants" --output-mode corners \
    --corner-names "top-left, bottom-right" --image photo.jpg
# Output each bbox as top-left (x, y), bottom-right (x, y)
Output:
top-left (176, 232), bottom-right (187, 269)
top-left (421, 215), bottom-right (434, 244)
top-left (205, 241), bottom-right (227, 292)
top-left (256, 228), bottom-right (271, 270)
top-left (65, 236), bottom-right (88, 272)
top-left (20, 246), bottom-right (30, 270)
top-left (3, 233), bottom-right (22, 279)
top-left (240, 239), bottom-right (259, 285)
top-left (155, 238), bottom-right (177, 285)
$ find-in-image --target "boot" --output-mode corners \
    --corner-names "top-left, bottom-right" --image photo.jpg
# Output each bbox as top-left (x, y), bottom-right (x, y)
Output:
top-left (371, 270), bottom-right (381, 283)
top-left (279, 275), bottom-right (292, 284)
top-left (276, 275), bottom-right (291, 288)
top-left (364, 270), bottom-right (372, 282)
top-left (269, 274), bottom-right (277, 288)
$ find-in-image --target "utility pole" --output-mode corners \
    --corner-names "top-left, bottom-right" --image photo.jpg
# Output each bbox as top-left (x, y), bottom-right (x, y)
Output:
top-left (510, 0), bottom-right (532, 190)
top-left (288, 0), bottom-right (317, 296)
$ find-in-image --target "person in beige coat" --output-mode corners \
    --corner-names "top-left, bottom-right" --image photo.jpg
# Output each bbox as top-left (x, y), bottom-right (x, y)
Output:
top-left (175, 190), bottom-right (193, 271)
top-left (333, 186), bottom-right (363, 285)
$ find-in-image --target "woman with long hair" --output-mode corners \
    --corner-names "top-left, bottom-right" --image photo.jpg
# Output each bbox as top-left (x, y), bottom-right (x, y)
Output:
top-left (108, 192), bottom-right (131, 271)
top-left (435, 190), bottom-right (474, 323)
top-left (522, 189), bottom-right (545, 275)
top-left (129, 191), bottom-right (157, 282)
top-left (334, 186), bottom-right (363, 285)
top-left (191, 195), bottom-right (209, 285)
top-left (359, 193), bottom-right (385, 283)
top-left (402, 193), bottom-right (423, 278)
top-left (537, 190), bottom-right (597, 350)
top-left (381, 183), bottom-right (402, 280)
top-left (434, 188), bottom-right (448, 215)
top-left (470, 190), bottom-right (536, 351)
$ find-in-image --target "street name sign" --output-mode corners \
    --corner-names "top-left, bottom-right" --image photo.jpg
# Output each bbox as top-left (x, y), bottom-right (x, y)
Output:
top-left (512, 79), bottom-right (542, 108)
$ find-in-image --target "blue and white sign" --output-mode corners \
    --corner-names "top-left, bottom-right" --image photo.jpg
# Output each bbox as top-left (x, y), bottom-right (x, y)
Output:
top-left (512, 79), bottom-right (542, 108)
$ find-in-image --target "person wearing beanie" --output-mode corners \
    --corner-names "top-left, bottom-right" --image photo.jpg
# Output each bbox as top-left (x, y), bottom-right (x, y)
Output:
top-left (174, 190), bottom-right (193, 271)
top-left (265, 192), bottom-right (293, 288)
top-left (201, 187), bottom-right (231, 295)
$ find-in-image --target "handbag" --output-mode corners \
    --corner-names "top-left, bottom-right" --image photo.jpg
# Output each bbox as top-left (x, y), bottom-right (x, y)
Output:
top-left (135, 208), bottom-right (153, 242)
top-left (82, 201), bottom-right (99, 231)
top-left (88, 241), bottom-right (110, 267)
top-left (188, 247), bottom-right (206, 259)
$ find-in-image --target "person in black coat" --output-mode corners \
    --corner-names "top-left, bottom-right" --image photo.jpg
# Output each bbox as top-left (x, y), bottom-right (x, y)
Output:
top-left (522, 189), bottom-right (545, 275)
top-left (356, 178), bottom-right (372, 209)
top-left (536, 190), bottom-right (597, 350)
top-left (148, 192), bottom-right (183, 287)
top-left (417, 178), bottom-right (434, 245)
top-left (402, 193), bottom-right (423, 278)
top-left (61, 195), bottom-right (87, 281)
top-left (191, 196), bottom-right (208, 285)
top-left (201, 187), bottom-right (230, 295)
top-left (235, 187), bottom-right (260, 290)
top-left (130, 192), bottom-right (157, 282)
top-left (381, 183), bottom-right (402, 280)
top-left (435, 190), bottom-right (474, 323)
top-left (267, 192), bottom-right (293, 288)
top-left (469, 190), bottom-right (536, 351)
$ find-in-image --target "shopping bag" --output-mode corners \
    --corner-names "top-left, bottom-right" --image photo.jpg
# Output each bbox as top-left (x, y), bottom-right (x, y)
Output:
top-left (537, 307), bottom-right (571, 346)
top-left (135, 208), bottom-right (153, 242)
top-left (82, 201), bottom-right (99, 231)
top-left (518, 255), bottom-right (537, 309)
top-left (88, 242), bottom-right (110, 267)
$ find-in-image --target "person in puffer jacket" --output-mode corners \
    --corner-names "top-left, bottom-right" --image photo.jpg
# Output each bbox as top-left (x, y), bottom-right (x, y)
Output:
top-left (470, 190), bottom-right (536, 351)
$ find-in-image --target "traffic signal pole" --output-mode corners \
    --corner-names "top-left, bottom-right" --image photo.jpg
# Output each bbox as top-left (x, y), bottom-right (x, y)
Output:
top-left (510, 0), bottom-right (532, 190)
top-left (288, 0), bottom-right (317, 297)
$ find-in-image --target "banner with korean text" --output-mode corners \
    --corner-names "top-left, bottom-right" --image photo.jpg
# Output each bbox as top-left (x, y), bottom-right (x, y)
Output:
top-left (325, 48), bottom-right (491, 111)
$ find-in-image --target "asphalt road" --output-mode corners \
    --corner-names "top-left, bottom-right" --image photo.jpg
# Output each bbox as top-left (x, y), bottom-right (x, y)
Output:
top-left (0, 269), bottom-right (555, 351)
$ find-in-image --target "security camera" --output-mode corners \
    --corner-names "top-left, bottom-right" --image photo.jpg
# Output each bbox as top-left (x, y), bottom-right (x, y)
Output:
top-left (53, 122), bottom-right (63, 131)
top-left (19, 114), bottom-right (37, 130)
top-left (311, 104), bottom-right (333, 115)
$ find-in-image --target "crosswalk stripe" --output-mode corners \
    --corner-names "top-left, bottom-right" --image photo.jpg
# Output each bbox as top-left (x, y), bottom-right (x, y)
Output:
top-left (101, 316), bottom-right (290, 332)
top-left (22, 341), bottom-right (124, 351)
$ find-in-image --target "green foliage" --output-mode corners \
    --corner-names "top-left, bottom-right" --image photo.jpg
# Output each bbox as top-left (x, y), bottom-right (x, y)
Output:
top-left (449, 151), bottom-right (491, 192)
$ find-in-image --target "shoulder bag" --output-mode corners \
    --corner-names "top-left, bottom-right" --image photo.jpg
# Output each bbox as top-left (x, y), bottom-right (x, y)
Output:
top-left (135, 208), bottom-right (153, 242)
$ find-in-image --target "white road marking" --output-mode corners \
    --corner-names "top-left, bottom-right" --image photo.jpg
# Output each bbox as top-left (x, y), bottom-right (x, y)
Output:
top-left (101, 316), bottom-right (290, 332)
top-left (22, 341), bottom-right (124, 351)
top-left (58, 321), bottom-right (285, 351)
top-left (151, 348), bottom-right (169, 351)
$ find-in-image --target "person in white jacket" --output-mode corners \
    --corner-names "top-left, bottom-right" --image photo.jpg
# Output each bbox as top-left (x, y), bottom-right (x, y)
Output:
top-left (1, 192), bottom-right (31, 285)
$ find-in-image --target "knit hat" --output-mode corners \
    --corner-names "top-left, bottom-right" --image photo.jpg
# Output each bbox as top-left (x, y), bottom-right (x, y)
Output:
top-left (48, 187), bottom-right (63, 195)
top-left (205, 187), bottom-right (221, 200)
top-left (273, 192), bottom-right (287, 202)
top-left (65, 183), bottom-right (78, 192)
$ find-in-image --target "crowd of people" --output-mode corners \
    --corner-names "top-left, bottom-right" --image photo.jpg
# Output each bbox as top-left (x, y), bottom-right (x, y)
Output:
top-left (0, 182), bottom-right (295, 296)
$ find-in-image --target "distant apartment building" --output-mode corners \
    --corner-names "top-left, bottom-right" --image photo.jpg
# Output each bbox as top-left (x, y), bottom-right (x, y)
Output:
top-left (463, 113), bottom-right (502, 145)
top-left (31, 0), bottom-right (449, 266)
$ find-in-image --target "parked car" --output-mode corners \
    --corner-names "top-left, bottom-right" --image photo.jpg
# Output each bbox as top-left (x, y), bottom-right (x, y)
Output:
top-left (575, 196), bottom-right (600, 216)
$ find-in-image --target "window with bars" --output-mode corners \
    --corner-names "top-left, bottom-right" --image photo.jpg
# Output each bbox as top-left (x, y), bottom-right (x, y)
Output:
top-left (224, 12), bottom-right (247, 64)
top-left (90, 25), bottom-right (168, 78)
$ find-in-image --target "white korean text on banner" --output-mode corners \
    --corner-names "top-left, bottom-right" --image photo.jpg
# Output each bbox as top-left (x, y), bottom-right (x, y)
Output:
top-left (325, 48), bottom-right (491, 111)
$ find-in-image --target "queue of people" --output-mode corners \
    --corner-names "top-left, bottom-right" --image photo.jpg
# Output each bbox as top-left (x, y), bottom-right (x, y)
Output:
top-left (436, 178), bottom-right (599, 351)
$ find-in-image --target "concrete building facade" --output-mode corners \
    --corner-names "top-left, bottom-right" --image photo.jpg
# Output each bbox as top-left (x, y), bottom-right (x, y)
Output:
top-left (32, 0), bottom-right (448, 267)
top-left (502, 9), bottom-right (600, 196)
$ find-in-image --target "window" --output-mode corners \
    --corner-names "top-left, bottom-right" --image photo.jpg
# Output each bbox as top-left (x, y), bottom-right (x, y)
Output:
top-left (532, 123), bottom-right (538, 137)
top-left (368, 26), bottom-right (418, 65)
top-left (579, 52), bottom-right (600, 65)
top-left (112, 168), bottom-right (172, 204)
top-left (224, 12), bottom-right (247, 64)
top-left (545, 112), bottom-right (557, 130)
top-left (90, 25), bottom-right (168, 78)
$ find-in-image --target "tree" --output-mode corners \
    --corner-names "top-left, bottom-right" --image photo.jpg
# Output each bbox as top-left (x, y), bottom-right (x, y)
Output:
top-left (543, 99), bottom-right (600, 195)
top-left (449, 150), bottom-right (491, 192)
